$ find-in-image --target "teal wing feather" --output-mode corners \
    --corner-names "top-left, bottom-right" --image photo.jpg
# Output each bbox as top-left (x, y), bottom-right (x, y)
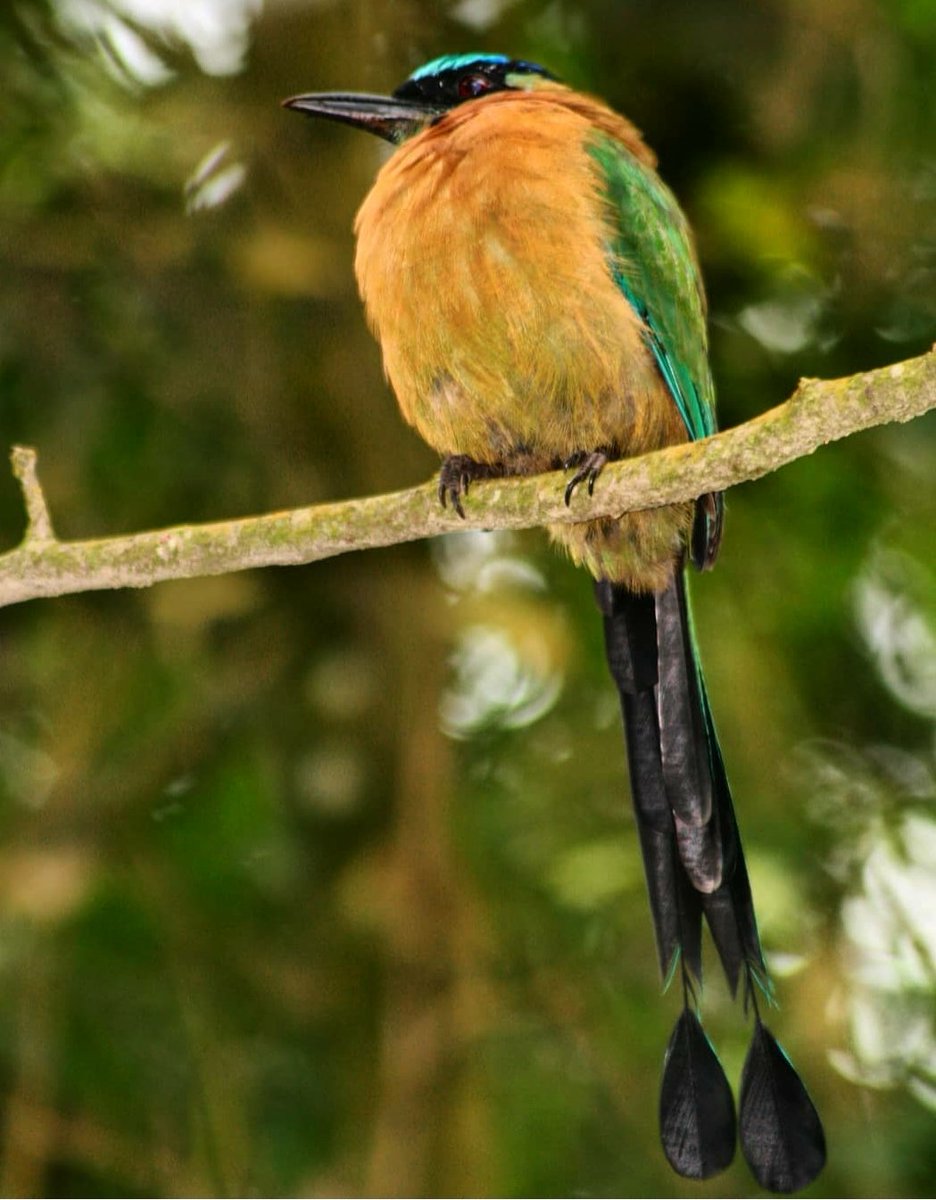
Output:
top-left (587, 134), bottom-right (722, 566)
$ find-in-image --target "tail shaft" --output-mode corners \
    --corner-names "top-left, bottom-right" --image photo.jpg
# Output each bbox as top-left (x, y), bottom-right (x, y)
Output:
top-left (595, 572), bottom-right (764, 990)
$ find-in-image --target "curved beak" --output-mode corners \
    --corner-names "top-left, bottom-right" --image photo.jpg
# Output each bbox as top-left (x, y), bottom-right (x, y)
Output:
top-left (282, 92), bottom-right (441, 144)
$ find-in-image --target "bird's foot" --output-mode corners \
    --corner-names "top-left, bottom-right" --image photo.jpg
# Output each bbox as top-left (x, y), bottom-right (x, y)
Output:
top-left (438, 455), bottom-right (504, 518)
top-left (563, 448), bottom-right (611, 506)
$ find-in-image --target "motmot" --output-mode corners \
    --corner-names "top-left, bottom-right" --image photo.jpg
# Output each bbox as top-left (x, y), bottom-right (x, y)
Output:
top-left (285, 54), bottom-right (826, 1192)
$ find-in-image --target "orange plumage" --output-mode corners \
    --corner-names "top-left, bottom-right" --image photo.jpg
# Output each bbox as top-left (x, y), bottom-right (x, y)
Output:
top-left (353, 86), bottom-right (691, 589)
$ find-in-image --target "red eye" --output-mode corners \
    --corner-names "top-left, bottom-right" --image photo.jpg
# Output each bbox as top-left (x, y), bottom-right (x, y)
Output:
top-left (457, 73), bottom-right (493, 99)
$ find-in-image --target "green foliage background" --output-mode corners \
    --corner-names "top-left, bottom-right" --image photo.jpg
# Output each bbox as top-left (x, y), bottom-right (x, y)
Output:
top-left (1, 0), bottom-right (934, 1195)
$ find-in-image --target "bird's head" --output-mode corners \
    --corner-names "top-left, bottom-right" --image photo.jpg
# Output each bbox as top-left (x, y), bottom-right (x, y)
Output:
top-left (283, 54), bottom-right (560, 144)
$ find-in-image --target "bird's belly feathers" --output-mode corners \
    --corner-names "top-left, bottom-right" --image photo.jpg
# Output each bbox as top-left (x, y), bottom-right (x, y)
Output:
top-left (353, 97), bottom-right (691, 587)
top-left (354, 102), bottom-right (684, 466)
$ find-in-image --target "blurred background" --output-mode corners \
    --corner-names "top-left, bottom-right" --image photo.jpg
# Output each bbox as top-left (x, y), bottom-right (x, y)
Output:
top-left (1, 0), bottom-right (934, 1195)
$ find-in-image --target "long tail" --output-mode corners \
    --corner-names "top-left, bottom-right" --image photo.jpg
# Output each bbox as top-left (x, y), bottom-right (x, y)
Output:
top-left (595, 572), bottom-right (826, 1193)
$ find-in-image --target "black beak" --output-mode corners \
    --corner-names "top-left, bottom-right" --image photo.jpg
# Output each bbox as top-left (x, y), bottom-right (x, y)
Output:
top-left (282, 92), bottom-right (442, 144)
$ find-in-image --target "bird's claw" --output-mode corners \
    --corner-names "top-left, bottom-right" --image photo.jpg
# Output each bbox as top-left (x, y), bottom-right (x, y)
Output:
top-left (438, 454), bottom-right (495, 519)
top-left (563, 449), bottom-right (610, 506)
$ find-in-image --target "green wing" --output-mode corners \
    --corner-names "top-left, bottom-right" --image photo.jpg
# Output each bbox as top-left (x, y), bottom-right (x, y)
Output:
top-left (587, 133), bottom-right (714, 439)
top-left (588, 133), bottom-right (722, 563)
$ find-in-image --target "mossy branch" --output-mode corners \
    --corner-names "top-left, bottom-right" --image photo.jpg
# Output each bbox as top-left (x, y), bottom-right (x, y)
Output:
top-left (2, 350), bottom-right (933, 610)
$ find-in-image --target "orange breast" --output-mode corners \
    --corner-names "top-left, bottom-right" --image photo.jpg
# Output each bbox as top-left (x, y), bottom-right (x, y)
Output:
top-left (353, 89), bottom-right (682, 467)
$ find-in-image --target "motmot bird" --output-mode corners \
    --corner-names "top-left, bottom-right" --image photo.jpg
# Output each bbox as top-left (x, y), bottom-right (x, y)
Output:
top-left (285, 54), bottom-right (826, 1192)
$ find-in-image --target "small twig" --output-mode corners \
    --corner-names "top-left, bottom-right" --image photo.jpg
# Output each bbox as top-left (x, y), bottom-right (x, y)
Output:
top-left (10, 446), bottom-right (56, 543)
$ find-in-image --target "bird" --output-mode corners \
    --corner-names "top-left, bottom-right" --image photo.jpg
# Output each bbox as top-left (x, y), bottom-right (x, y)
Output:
top-left (284, 53), bottom-right (826, 1192)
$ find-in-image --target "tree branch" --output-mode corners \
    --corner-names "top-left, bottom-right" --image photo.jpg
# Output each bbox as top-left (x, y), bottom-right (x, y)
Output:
top-left (2, 349), bottom-right (933, 609)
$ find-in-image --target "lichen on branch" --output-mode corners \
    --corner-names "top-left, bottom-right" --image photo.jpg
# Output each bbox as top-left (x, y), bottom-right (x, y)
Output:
top-left (0, 349), bottom-right (933, 610)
